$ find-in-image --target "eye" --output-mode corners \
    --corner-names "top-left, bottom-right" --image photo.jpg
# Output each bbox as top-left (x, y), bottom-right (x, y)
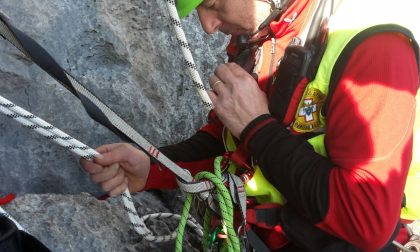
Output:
top-left (202, 0), bottom-right (217, 9)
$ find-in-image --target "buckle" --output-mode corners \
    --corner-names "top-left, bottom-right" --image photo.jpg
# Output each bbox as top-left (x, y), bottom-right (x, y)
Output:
top-left (403, 235), bottom-right (420, 252)
top-left (220, 151), bottom-right (255, 183)
top-left (220, 151), bottom-right (232, 172)
top-left (281, 45), bottom-right (313, 78)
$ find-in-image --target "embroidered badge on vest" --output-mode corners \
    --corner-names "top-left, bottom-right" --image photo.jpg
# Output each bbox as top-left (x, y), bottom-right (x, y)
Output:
top-left (292, 88), bottom-right (326, 133)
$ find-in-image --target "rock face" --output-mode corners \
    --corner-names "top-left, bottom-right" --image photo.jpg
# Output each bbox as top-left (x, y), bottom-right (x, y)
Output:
top-left (0, 0), bottom-right (228, 251)
top-left (2, 193), bottom-right (202, 252)
top-left (0, 0), bottom-right (227, 194)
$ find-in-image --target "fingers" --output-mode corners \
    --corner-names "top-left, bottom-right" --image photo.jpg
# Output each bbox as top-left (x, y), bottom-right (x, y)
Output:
top-left (209, 76), bottom-right (227, 95)
top-left (108, 178), bottom-right (129, 197)
top-left (208, 64), bottom-right (231, 106)
top-left (207, 89), bottom-right (218, 104)
top-left (90, 163), bottom-right (128, 197)
top-left (80, 143), bottom-right (123, 172)
top-left (209, 62), bottom-right (247, 92)
top-left (101, 167), bottom-right (128, 197)
top-left (95, 143), bottom-right (121, 154)
top-left (219, 62), bottom-right (247, 75)
top-left (80, 158), bottom-right (103, 174)
top-left (210, 78), bottom-right (223, 89)
top-left (93, 143), bottom-right (132, 166)
top-left (79, 143), bottom-right (145, 197)
top-left (90, 163), bottom-right (119, 183)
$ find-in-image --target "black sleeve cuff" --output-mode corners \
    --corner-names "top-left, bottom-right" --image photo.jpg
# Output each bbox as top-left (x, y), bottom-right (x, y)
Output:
top-left (159, 131), bottom-right (225, 162)
top-left (240, 114), bottom-right (277, 150)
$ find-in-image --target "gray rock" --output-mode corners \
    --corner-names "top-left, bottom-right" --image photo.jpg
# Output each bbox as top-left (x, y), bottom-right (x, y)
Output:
top-left (0, 0), bottom-right (228, 194)
top-left (3, 193), bottom-right (202, 251)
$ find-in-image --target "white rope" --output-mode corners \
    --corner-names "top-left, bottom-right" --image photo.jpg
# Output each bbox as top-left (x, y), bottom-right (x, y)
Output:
top-left (0, 95), bottom-right (204, 242)
top-left (0, 96), bottom-right (97, 159)
top-left (164, 0), bottom-right (214, 111)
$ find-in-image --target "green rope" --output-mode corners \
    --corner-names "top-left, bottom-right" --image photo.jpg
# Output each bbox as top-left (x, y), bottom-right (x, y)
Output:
top-left (202, 209), bottom-right (211, 251)
top-left (175, 192), bottom-right (194, 251)
top-left (176, 156), bottom-right (241, 252)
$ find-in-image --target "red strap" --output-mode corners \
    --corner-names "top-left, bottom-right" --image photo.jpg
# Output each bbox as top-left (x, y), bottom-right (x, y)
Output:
top-left (0, 193), bottom-right (16, 205)
top-left (246, 203), bottom-right (283, 229)
top-left (282, 77), bottom-right (310, 125)
top-left (96, 194), bottom-right (110, 201)
top-left (230, 144), bottom-right (249, 168)
top-left (245, 203), bottom-right (289, 249)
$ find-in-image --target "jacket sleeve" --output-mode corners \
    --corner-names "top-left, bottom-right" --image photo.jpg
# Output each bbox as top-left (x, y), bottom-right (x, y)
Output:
top-left (241, 32), bottom-right (419, 251)
top-left (144, 110), bottom-right (226, 190)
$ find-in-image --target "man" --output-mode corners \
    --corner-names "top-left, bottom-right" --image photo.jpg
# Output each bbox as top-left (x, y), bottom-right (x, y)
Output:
top-left (81, 0), bottom-right (419, 251)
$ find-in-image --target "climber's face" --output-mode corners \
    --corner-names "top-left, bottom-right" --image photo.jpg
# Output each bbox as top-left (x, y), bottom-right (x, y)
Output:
top-left (196, 0), bottom-right (272, 36)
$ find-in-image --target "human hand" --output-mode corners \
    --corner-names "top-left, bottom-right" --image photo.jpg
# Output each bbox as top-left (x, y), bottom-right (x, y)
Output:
top-left (80, 143), bottom-right (151, 197)
top-left (207, 62), bottom-right (269, 138)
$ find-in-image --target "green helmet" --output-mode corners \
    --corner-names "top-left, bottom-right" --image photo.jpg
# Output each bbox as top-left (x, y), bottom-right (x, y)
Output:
top-left (176, 0), bottom-right (203, 18)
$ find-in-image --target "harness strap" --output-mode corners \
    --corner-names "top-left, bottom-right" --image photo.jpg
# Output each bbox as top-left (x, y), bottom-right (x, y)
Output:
top-left (245, 229), bottom-right (271, 252)
top-left (228, 173), bottom-right (247, 227)
top-left (268, 0), bottom-right (332, 122)
top-left (247, 204), bottom-right (282, 228)
top-left (244, 204), bottom-right (290, 250)
top-left (229, 144), bottom-right (249, 168)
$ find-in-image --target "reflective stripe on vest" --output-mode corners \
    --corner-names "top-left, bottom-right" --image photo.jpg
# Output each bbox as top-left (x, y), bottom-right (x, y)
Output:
top-left (401, 92), bottom-right (420, 220)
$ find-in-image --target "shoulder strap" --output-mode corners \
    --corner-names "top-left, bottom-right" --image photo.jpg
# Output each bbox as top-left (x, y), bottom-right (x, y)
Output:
top-left (268, 0), bottom-right (332, 121)
top-left (322, 24), bottom-right (420, 116)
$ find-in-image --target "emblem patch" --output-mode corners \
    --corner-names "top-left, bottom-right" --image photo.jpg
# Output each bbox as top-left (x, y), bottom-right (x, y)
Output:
top-left (292, 88), bottom-right (326, 133)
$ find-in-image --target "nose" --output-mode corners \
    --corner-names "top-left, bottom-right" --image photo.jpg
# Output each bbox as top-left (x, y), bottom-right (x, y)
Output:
top-left (196, 6), bottom-right (222, 34)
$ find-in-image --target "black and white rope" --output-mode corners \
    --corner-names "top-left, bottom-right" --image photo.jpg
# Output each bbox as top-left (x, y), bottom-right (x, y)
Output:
top-left (0, 95), bottom-right (204, 242)
top-left (164, 0), bottom-right (214, 110)
top-left (0, 96), bottom-right (97, 159)
top-left (0, 97), bottom-right (95, 160)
